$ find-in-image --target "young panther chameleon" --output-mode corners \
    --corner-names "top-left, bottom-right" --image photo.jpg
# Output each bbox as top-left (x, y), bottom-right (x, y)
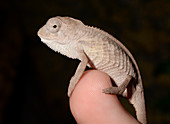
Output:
top-left (38, 16), bottom-right (147, 124)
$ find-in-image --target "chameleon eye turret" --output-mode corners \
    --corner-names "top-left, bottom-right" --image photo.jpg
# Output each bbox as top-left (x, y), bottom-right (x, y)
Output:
top-left (46, 17), bottom-right (62, 33)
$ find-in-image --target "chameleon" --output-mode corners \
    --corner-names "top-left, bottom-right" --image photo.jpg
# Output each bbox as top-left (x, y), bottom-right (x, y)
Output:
top-left (37, 16), bottom-right (147, 124)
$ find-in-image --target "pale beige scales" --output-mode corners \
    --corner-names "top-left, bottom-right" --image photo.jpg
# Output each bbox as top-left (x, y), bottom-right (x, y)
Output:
top-left (38, 16), bottom-right (147, 124)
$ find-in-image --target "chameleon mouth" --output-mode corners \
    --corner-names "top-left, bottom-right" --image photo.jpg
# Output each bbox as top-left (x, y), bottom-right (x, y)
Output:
top-left (37, 26), bottom-right (49, 40)
top-left (39, 35), bottom-right (65, 45)
top-left (40, 38), bottom-right (51, 43)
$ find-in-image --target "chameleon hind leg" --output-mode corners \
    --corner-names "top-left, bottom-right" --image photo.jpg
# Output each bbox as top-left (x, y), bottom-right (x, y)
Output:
top-left (103, 75), bottom-right (132, 96)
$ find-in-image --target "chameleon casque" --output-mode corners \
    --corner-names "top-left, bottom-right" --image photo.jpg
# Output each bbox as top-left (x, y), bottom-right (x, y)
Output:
top-left (37, 16), bottom-right (147, 124)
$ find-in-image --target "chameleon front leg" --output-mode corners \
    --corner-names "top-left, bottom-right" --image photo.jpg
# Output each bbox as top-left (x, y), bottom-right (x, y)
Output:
top-left (67, 51), bottom-right (88, 97)
top-left (103, 75), bottom-right (132, 96)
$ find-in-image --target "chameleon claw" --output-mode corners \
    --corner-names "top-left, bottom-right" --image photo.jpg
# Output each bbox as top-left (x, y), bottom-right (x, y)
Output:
top-left (103, 87), bottom-right (120, 95)
top-left (102, 88), bottom-right (111, 94)
top-left (67, 89), bottom-right (72, 97)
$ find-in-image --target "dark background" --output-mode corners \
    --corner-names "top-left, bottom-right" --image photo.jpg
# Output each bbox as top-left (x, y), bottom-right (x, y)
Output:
top-left (0, 0), bottom-right (170, 123)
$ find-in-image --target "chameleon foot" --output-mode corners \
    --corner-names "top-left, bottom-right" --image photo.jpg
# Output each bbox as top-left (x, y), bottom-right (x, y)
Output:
top-left (103, 87), bottom-right (123, 95)
top-left (103, 75), bottom-right (132, 95)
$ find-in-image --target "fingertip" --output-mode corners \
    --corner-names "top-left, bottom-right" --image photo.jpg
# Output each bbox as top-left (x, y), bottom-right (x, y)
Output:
top-left (69, 70), bottom-right (139, 124)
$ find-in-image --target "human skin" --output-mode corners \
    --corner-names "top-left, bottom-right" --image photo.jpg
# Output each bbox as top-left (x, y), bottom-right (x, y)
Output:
top-left (69, 70), bottom-right (139, 124)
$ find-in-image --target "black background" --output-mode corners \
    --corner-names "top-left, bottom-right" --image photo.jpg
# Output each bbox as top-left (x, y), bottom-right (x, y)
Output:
top-left (0, 0), bottom-right (170, 123)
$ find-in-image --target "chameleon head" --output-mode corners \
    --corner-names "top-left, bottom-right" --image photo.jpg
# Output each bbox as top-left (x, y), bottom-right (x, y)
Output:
top-left (37, 16), bottom-right (84, 45)
top-left (37, 16), bottom-right (85, 59)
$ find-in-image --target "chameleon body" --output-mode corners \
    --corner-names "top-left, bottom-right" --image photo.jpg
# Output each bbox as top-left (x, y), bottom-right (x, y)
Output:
top-left (38, 16), bottom-right (147, 124)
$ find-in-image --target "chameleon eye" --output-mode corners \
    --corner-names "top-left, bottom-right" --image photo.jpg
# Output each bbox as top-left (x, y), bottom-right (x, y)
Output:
top-left (53, 25), bottom-right (57, 28)
top-left (46, 17), bottom-right (61, 33)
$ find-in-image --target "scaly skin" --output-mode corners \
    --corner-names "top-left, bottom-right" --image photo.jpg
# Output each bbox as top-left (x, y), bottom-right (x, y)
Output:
top-left (38, 16), bottom-right (147, 124)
